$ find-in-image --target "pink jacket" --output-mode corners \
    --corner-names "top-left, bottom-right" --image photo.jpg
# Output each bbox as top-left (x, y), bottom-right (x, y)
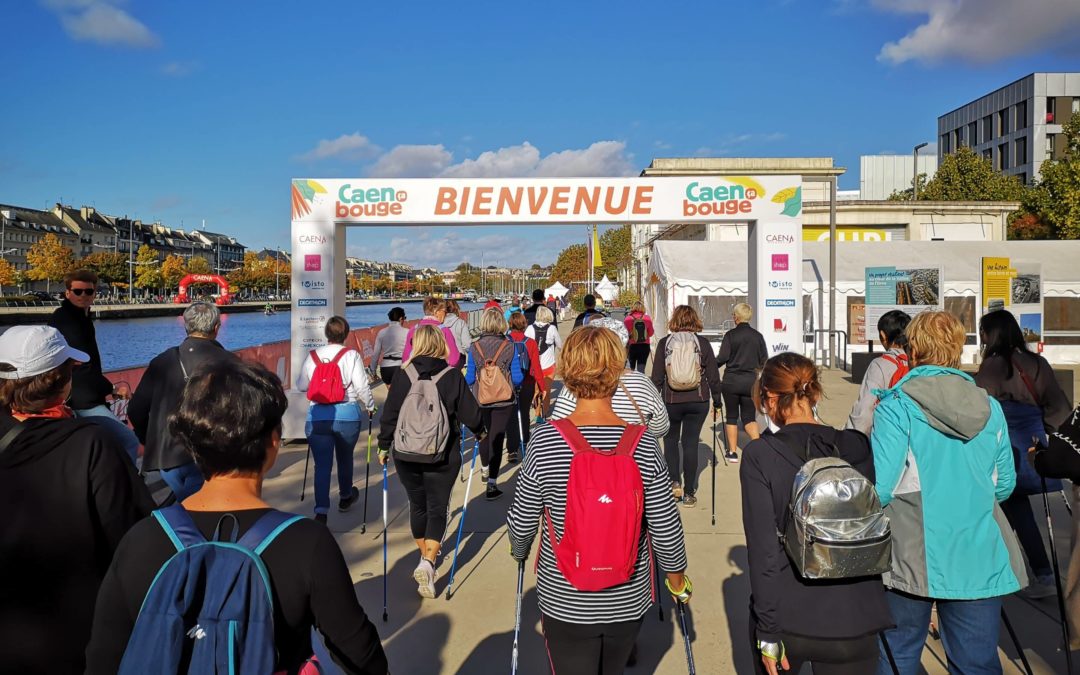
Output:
top-left (624, 312), bottom-right (654, 345)
top-left (402, 317), bottom-right (461, 367)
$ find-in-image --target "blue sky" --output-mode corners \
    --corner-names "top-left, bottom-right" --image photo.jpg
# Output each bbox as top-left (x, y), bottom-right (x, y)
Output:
top-left (3, 0), bottom-right (1079, 269)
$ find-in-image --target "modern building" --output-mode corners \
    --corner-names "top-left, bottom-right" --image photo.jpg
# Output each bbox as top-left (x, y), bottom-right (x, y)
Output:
top-left (937, 72), bottom-right (1080, 185)
top-left (859, 154), bottom-right (938, 200)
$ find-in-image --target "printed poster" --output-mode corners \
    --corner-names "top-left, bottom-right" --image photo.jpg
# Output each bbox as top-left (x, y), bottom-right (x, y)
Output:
top-left (864, 266), bottom-right (943, 334)
top-left (982, 257), bottom-right (1043, 346)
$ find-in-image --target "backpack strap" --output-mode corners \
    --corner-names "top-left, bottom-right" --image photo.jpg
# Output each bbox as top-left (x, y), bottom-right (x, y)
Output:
top-left (491, 340), bottom-right (509, 363)
top-left (153, 504), bottom-right (207, 552)
top-left (329, 346), bottom-right (351, 365)
top-left (613, 424), bottom-right (647, 457)
top-left (1011, 355), bottom-right (1042, 406)
top-left (619, 380), bottom-right (647, 425)
top-left (550, 418), bottom-right (595, 455)
top-left (0, 421), bottom-right (27, 458)
top-left (430, 366), bottom-right (453, 384)
top-left (404, 364), bottom-right (420, 384)
top-left (473, 342), bottom-right (489, 363)
top-left (238, 510), bottom-right (306, 554)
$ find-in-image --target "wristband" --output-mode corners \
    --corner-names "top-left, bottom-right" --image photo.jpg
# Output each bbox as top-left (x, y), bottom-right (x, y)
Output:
top-left (757, 640), bottom-right (785, 662)
top-left (664, 575), bottom-right (693, 602)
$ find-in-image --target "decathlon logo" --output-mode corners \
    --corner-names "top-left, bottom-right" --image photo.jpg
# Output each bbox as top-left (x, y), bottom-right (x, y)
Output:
top-left (598, 494), bottom-right (613, 504)
top-left (186, 625), bottom-right (206, 640)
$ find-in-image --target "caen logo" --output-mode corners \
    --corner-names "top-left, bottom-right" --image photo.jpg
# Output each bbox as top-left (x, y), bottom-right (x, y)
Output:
top-left (766, 234), bottom-right (795, 244)
top-left (298, 234), bottom-right (326, 244)
top-left (336, 184), bottom-right (407, 218)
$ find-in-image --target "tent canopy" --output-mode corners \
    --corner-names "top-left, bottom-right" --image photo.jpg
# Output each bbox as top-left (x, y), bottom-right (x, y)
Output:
top-left (595, 275), bottom-right (619, 302)
top-left (544, 281), bottom-right (570, 298)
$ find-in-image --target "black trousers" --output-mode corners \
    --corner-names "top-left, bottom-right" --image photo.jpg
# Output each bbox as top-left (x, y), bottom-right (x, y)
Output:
top-left (394, 450), bottom-right (461, 541)
top-left (627, 344), bottom-right (650, 373)
top-left (664, 401), bottom-right (709, 494)
top-left (543, 615), bottom-right (642, 675)
top-left (749, 619), bottom-right (879, 675)
top-left (505, 381), bottom-right (536, 455)
top-left (480, 405), bottom-right (513, 481)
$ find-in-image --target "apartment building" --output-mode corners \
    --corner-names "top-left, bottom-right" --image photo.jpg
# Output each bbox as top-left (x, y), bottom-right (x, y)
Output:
top-left (937, 72), bottom-right (1080, 185)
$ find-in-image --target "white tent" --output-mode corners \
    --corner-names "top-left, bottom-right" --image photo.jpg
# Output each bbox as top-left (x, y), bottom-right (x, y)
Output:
top-left (595, 275), bottom-right (619, 303)
top-left (544, 281), bottom-right (570, 298)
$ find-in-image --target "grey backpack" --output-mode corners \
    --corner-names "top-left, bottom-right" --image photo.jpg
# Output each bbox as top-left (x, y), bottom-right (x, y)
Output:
top-left (772, 433), bottom-right (892, 580)
top-left (664, 332), bottom-right (701, 391)
top-left (393, 365), bottom-right (452, 463)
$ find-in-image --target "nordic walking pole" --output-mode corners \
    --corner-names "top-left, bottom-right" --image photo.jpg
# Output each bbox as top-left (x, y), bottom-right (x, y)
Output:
top-left (361, 419), bottom-right (372, 534)
top-left (447, 439), bottom-right (480, 599)
top-left (300, 446), bottom-right (311, 502)
top-left (1041, 474), bottom-right (1073, 673)
top-left (652, 542), bottom-right (664, 622)
top-left (1063, 490), bottom-right (1074, 517)
top-left (381, 459), bottom-right (389, 623)
top-left (511, 559), bottom-right (525, 675)
top-left (675, 601), bottom-right (696, 675)
top-left (515, 389), bottom-right (527, 462)
top-left (1001, 608), bottom-right (1035, 675)
top-left (711, 408), bottom-right (718, 527)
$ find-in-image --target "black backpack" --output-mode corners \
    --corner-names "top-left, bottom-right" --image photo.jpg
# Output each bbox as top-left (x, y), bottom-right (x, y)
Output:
top-left (534, 324), bottom-right (552, 356)
top-left (632, 318), bottom-right (647, 343)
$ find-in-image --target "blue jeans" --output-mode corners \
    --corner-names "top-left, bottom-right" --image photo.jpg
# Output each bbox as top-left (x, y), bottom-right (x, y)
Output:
top-left (160, 462), bottom-right (204, 501)
top-left (306, 403), bottom-right (364, 515)
top-left (879, 590), bottom-right (1003, 675)
top-left (74, 404), bottom-right (140, 465)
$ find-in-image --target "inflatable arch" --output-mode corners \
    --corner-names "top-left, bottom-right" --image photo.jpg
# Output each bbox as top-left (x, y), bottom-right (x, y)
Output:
top-left (175, 273), bottom-right (232, 305)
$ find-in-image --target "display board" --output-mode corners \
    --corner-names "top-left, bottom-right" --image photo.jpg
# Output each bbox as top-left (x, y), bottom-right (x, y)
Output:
top-left (864, 266), bottom-right (944, 330)
top-left (982, 256), bottom-right (1044, 345)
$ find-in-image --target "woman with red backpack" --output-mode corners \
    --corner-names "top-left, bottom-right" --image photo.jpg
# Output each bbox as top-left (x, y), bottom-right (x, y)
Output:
top-left (296, 316), bottom-right (375, 524)
top-left (846, 310), bottom-right (911, 435)
top-left (506, 326), bottom-right (689, 674)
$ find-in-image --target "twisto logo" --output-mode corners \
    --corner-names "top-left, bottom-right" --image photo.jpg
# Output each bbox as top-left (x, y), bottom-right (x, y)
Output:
top-left (683, 176), bottom-right (764, 216)
top-left (337, 184), bottom-right (408, 218)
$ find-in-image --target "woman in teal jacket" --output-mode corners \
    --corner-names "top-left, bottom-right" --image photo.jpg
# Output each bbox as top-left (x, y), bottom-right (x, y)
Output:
top-left (871, 311), bottom-right (1026, 675)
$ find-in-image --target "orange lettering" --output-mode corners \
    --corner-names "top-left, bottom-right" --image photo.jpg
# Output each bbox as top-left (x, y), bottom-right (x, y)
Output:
top-left (435, 188), bottom-right (457, 215)
top-left (549, 187), bottom-right (570, 215)
top-left (459, 187), bottom-right (470, 216)
top-left (473, 187), bottom-right (493, 215)
top-left (631, 186), bottom-right (653, 215)
top-left (527, 187), bottom-right (549, 214)
top-left (604, 186), bottom-right (630, 215)
top-left (574, 187), bottom-right (600, 214)
top-left (498, 187), bottom-right (522, 214)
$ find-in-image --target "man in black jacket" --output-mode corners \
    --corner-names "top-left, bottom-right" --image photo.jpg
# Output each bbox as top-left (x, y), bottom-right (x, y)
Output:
top-left (47, 269), bottom-right (140, 463)
top-left (523, 288), bottom-right (557, 327)
top-left (129, 302), bottom-right (236, 500)
top-left (572, 293), bottom-right (606, 329)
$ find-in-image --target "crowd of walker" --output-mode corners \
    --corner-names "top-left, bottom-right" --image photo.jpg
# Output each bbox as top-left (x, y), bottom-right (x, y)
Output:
top-left (4, 268), bottom-right (1080, 674)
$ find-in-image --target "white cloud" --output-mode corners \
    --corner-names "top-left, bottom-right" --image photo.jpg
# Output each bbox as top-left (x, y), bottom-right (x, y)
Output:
top-left (873, 0), bottom-right (1080, 64)
top-left (298, 133), bottom-right (382, 163)
top-left (43, 0), bottom-right (160, 48)
top-left (368, 144), bottom-right (453, 177)
top-left (440, 143), bottom-right (542, 178)
top-left (533, 141), bottom-right (635, 177)
top-left (382, 231), bottom-right (519, 269)
top-left (160, 61), bottom-right (197, 77)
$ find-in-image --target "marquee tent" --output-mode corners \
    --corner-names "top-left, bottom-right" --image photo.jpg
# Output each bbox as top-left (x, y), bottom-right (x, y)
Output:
top-left (595, 275), bottom-right (619, 303)
top-left (544, 281), bottom-right (570, 298)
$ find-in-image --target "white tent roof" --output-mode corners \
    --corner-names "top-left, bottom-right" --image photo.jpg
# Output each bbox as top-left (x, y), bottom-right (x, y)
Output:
top-left (595, 275), bottom-right (617, 291)
top-left (544, 281), bottom-right (570, 298)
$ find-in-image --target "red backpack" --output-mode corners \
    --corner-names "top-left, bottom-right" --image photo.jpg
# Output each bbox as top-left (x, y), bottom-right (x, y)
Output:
top-left (546, 419), bottom-right (647, 592)
top-left (307, 348), bottom-right (351, 404)
top-left (882, 353), bottom-right (910, 388)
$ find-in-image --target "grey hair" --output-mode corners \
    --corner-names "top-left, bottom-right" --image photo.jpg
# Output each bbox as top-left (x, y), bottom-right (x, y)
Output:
top-left (183, 302), bottom-right (221, 336)
top-left (535, 305), bottom-right (554, 324)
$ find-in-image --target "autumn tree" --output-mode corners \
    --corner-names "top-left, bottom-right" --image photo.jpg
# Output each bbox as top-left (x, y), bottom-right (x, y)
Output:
top-left (133, 245), bottom-right (163, 292)
top-left (918, 147), bottom-right (1027, 201)
top-left (0, 258), bottom-right (16, 295)
top-left (26, 233), bottom-right (75, 291)
top-left (161, 254), bottom-right (187, 289)
top-left (599, 225), bottom-right (632, 279)
top-left (187, 256), bottom-right (212, 275)
top-left (268, 255), bottom-right (289, 292)
top-left (1024, 114), bottom-right (1080, 239)
top-left (550, 243), bottom-right (588, 300)
top-left (78, 251), bottom-right (127, 285)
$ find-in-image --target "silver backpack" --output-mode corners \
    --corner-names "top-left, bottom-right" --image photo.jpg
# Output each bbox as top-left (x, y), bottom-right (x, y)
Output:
top-left (393, 365), bottom-right (451, 462)
top-left (773, 434), bottom-right (892, 580)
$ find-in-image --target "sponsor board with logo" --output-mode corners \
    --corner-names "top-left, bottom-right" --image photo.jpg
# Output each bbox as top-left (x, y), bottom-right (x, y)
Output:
top-left (748, 210), bottom-right (802, 358)
top-left (297, 298), bottom-right (328, 307)
top-left (766, 299), bottom-right (797, 308)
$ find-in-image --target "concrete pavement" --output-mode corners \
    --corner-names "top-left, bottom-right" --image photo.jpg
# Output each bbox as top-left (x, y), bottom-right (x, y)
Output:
top-left (264, 358), bottom-right (1073, 674)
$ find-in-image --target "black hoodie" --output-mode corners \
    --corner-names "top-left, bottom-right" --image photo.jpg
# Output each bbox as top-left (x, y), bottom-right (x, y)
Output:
top-left (48, 300), bottom-right (114, 409)
top-left (0, 413), bottom-right (154, 672)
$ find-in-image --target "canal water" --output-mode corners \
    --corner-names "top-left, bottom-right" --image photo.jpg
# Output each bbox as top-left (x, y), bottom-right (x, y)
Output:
top-left (96, 302), bottom-right (483, 370)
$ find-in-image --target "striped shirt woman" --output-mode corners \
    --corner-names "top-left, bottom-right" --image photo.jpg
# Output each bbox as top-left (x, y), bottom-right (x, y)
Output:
top-left (550, 369), bottom-right (670, 439)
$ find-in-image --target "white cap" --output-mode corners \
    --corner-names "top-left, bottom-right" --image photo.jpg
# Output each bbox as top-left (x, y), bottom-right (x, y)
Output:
top-left (0, 325), bottom-right (90, 379)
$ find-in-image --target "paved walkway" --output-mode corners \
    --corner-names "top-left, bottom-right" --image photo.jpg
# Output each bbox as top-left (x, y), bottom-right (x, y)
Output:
top-left (265, 350), bottom-right (1073, 673)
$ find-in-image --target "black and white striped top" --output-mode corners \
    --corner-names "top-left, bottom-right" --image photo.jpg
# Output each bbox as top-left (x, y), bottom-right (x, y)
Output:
top-left (506, 424), bottom-right (688, 624)
top-left (550, 370), bottom-right (671, 438)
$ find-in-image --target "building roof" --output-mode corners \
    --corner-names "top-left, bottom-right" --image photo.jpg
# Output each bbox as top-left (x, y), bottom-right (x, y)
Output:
top-left (643, 157), bottom-right (846, 178)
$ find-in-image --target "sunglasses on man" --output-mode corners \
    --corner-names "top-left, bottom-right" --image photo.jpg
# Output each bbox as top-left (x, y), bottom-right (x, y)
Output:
top-left (70, 288), bottom-right (96, 296)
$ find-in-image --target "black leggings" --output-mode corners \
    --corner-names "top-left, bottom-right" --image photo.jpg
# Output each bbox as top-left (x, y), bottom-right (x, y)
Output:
top-left (543, 615), bottom-right (642, 675)
top-left (480, 406), bottom-right (513, 481)
top-left (379, 365), bottom-right (400, 387)
top-left (506, 381), bottom-right (536, 455)
top-left (722, 390), bottom-right (756, 425)
top-left (750, 622), bottom-right (880, 675)
top-left (394, 450), bottom-right (461, 541)
top-left (664, 401), bottom-right (709, 494)
top-left (627, 344), bottom-right (650, 373)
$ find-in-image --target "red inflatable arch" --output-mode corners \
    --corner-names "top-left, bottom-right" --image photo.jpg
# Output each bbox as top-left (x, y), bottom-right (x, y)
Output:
top-left (174, 273), bottom-right (233, 306)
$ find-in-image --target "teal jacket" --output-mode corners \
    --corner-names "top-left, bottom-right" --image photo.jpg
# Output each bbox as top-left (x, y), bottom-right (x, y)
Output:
top-left (871, 366), bottom-right (1026, 599)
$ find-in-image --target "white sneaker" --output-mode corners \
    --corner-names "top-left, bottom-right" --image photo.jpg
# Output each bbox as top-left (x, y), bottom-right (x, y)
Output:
top-left (481, 464), bottom-right (490, 481)
top-left (1022, 573), bottom-right (1057, 599)
top-left (413, 558), bottom-right (437, 599)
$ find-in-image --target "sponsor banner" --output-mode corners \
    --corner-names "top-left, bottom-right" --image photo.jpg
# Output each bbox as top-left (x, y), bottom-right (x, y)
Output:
top-left (297, 298), bottom-right (328, 307)
top-left (766, 299), bottom-right (796, 308)
top-left (291, 177), bottom-right (803, 224)
top-left (864, 266), bottom-right (943, 334)
top-left (981, 257), bottom-right (1043, 347)
top-left (749, 217), bottom-right (803, 357)
top-left (804, 226), bottom-right (892, 242)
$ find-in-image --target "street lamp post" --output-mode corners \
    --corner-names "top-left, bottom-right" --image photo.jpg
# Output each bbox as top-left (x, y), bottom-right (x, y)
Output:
top-left (913, 142), bottom-right (928, 201)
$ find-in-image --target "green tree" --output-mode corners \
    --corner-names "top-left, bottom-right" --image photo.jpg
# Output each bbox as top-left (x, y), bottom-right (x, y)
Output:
top-left (133, 245), bottom-right (163, 291)
top-left (1025, 114), bottom-right (1080, 238)
top-left (161, 254), bottom-right (188, 289)
top-left (599, 224), bottom-right (632, 279)
top-left (186, 256), bottom-right (212, 275)
top-left (550, 243), bottom-right (588, 300)
top-left (887, 174), bottom-right (930, 201)
top-left (26, 233), bottom-right (75, 291)
top-left (918, 147), bottom-right (1027, 201)
top-left (78, 251), bottom-right (127, 284)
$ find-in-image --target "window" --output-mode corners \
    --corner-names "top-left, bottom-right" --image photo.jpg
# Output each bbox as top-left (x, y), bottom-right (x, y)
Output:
top-left (1048, 133), bottom-right (1057, 160)
top-left (999, 143), bottom-right (1010, 170)
top-left (1017, 172), bottom-right (1028, 185)
top-left (953, 128), bottom-right (963, 149)
top-left (983, 115), bottom-right (993, 142)
top-left (1048, 97), bottom-right (1057, 122)
top-left (1016, 100), bottom-right (1028, 130)
top-left (1015, 136), bottom-right (1027, 165)
top-left (1073, 98), bottom-right (1080, 114)
top-left (998, 109), bottom-right (1010, 136)
top-left (968, 122), bottom-right (978, 146)
top-left (941, 133), bottom-right (951, 154)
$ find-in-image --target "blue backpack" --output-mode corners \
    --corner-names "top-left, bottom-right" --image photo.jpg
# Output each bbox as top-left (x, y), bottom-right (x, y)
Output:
top-left (508, 336), bottom-right (529, 388)
top-left (119, 504), bottom-right (304, 674)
